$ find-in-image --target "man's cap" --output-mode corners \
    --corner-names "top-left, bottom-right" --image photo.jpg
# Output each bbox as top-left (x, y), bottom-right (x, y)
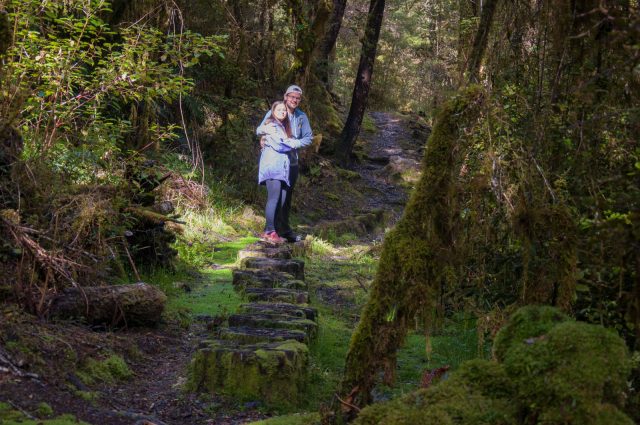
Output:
top-left (285, 85), bottom-right (303, 96)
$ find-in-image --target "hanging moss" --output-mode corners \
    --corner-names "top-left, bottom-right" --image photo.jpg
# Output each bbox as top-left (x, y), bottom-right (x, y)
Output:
top-left (337, 86), bottom-right (486, 411)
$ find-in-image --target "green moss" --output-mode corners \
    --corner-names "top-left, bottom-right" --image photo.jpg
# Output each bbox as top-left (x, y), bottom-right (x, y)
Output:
top-left (36, 402), bottom-right (54, 417)
top-left (504, 320), bottom-right (630, 423)
top-left (76, 354), bottom-right (132, 385)
top-left (188, 340), bottom-right (309, 408)
top-left (0, 403), bottom-right (92, 425)
top-left (492, 304), bottom-right (570, 361)
top-left (75, 390), bottom-right (99, 402)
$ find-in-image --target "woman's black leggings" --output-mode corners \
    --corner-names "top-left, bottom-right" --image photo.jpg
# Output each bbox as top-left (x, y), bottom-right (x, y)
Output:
top-left (264, 179), bottom-right (287, 233)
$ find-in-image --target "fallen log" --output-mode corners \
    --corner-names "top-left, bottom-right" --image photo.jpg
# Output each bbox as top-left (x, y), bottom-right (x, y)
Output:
top-left (49, 282), bottom-right (166, 327)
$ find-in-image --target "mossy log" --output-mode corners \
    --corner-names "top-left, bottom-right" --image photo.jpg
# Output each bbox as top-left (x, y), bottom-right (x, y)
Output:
top-left (241, 257), bottom-right (305, 281)
top-left (244, 288), bottom-right (310, 304)
top-left (239, 303), bottom-right (317, 322)
top-left (187, 339), bottom-right (309, 407)
top-left (219, 326), bottom-right (308, 344)
top-left (232, 269), bottom-right (307, 291)
top-left (49, 282), bottom-right (166, 327)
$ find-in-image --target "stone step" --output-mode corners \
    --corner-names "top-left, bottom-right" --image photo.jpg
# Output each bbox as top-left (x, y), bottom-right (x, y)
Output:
top-left (241, 257), bottom-right (305, 281)
top-left (239, 302), bottom-right (317, 322)
top-left (228, 312), bottom-right (317, 340)
top-left (237, 242), bottom-right (292, 261)
top-left (187, 339), bottom-right (308, 407)
top-left (244, 287), bottom-right (309, 304)
top-left (218, 326), bottom-right (308, 344)
top-left (232, 269), bottom-right (307, 291)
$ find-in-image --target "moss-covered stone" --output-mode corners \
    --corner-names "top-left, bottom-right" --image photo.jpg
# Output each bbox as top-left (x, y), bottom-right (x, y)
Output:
top-left (237, 243), bottom-right (293, 261)
top-left (239, 302), bottom-right (318, 322)
top-left (355, 361), bottom-right (516, 425)
top-left (187, 340), bottom-right (309, 407)
top-left (245, 288), bottom-right (310, 304)
top-left (233, 269), bottom-right (307, 291)
top-left (219, 326), bottom-right (308, 344)
top-left (350, 307), bottom-right (633, 425)
top-left (504, 320), bottom-right (630, 423)
top-left (228, 312), bottom-right (318, 340)
top-left (492, 304), bottom-right (570, 362)
top-left (241, 257), bottom-right (305, 280)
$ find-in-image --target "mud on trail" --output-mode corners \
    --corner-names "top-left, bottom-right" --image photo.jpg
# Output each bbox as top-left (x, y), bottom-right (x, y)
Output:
top-left (0, 112), bottom-right (430, 425)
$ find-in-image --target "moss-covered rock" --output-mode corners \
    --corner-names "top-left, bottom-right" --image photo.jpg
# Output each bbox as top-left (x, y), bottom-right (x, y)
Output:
top-left (187, 340), bottom-right (309, 407)
top-left (351, 306), bottom-right (633, 425)
top-left (241, 257), bottom-right (305, 280)
top-left (245, 287), bottom-right (310, 304)
top-left (492, 304), bottom-right (570, 362)
top-left (219, 326), bottom-right (308, 344)
top-left (228, 312), bottom-right (318, 340)
top-left (233, 269), bottom-right (307, 291)
top-left (239, 302), bottom-right (318, 322)
top-left (355, 360), bottom-right (516, 425)
top-left (237, 243), bottom-right (293, 261)
top-left (504, 320), bottom-right (630, 423)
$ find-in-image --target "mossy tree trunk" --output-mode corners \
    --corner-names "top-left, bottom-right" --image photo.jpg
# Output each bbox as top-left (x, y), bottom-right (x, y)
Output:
top-left (331, 2), bottom-right (499, 421)
top-left (313, 0), bottom-right (348, 85)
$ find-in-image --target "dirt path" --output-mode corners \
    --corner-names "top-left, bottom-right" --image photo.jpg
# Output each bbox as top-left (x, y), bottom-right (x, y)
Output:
top-left (355, 111), bottom-right (425, 213)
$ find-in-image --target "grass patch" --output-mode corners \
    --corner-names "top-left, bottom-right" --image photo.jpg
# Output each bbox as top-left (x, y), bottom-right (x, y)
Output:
top-left (166, 269), bottom-right (243, 317)
top-left (301, 311), bottom-right (353, 408)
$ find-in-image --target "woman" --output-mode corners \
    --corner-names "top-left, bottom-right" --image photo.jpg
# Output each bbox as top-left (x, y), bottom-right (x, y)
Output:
top-left (257, 101), bottom-right (308, 243)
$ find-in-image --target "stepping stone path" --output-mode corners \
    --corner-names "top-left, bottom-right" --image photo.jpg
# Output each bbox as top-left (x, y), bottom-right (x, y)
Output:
top-left (187, 241), bottom-right (317, 407)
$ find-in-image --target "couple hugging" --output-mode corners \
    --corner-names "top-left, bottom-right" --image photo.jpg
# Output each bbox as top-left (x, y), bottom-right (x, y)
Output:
top-left (256, 85), bottom-right (312, 244)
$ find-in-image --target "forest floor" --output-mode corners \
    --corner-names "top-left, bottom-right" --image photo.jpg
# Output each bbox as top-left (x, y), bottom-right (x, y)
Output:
top-left (0, 112), bottom-right (437, 425)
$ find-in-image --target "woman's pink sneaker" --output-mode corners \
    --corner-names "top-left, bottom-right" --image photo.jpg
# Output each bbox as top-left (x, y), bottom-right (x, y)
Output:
top-left (261, 231), bottom-right (285, 244)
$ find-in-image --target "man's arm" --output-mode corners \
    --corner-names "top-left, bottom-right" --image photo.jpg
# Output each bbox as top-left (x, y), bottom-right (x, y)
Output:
top-left (295, 112), bottom-right (313, 148)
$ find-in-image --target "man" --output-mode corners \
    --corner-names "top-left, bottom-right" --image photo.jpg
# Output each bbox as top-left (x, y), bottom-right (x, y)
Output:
top-left (257, 85), bottom-right (313, 243)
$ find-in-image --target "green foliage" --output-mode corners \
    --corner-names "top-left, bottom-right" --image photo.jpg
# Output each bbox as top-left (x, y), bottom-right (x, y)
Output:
top-left (3, 0), bottom-right (223, 181)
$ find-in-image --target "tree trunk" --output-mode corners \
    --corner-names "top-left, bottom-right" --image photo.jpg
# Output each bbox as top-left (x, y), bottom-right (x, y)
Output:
top-left (335, 0), bottom-right (385, 166)
top-left (49, 282), bottom-right (167, 327)
top-left (466, 0), bottom-right (499, 82)
top-left (314, 0), bottom-right (349, 85)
